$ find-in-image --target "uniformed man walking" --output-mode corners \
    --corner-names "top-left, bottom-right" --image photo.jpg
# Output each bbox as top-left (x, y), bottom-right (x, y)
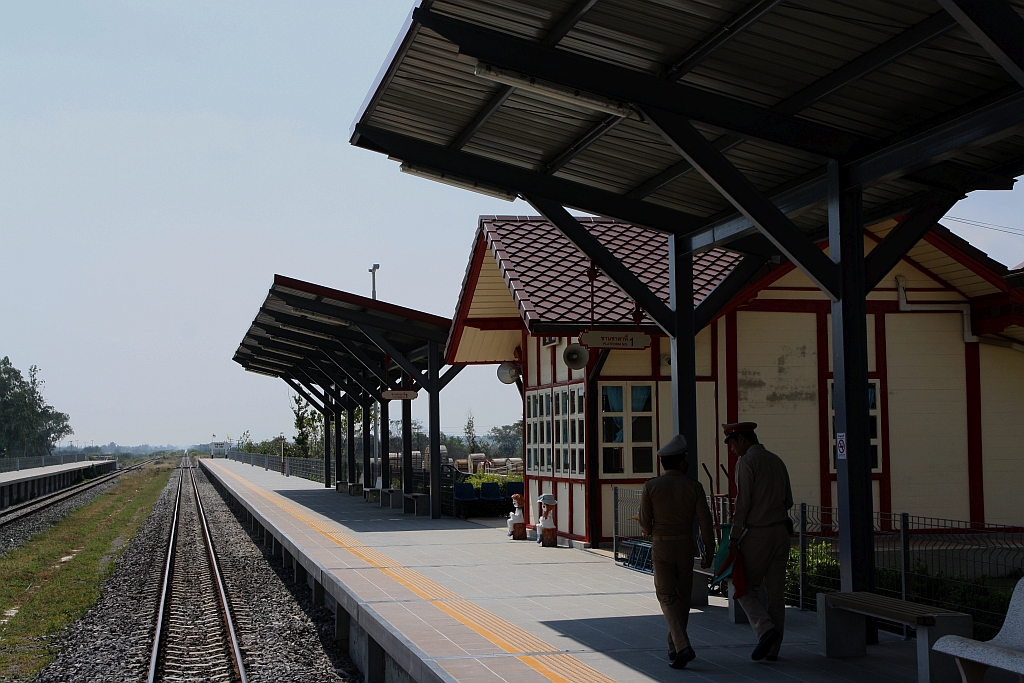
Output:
top-left (724, 422), bottom-right (794, 662)
top-left (640, 435), bottom-right (715, 669)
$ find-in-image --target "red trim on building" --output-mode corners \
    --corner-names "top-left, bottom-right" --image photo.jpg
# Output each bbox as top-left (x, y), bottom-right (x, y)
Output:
top-left (965, 341), bottom-right (985, 524)
top-left (445, 231), bottom-right (488, 363)
top-left (816, 311), bottom-right (832, 508)
top-left (725, 311), bottom-right (738, 498)
top-left (273, 274), bottom-right (451, 328)
top-left (875, 313), bottom-right (893, 520)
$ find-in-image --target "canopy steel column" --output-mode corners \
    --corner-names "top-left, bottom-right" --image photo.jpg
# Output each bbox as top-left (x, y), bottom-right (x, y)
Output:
top-left (428, 341), bottom-right (442, 519)
top-left (668, 237), bottom-right (700, 481)
top-left (380, 398), bottom-right (391, 490)
top-left (402, 375), bottom-right (414, 497)
top-left (324, 403), bottom-right (333, 488)
top-left (347, 406), bottom-right (356, 490)
top-left (362, 401), bottom-right (373, 489)
top-left (828, 162), bottom-right (875, 596)
top-left (334, 404), bottom-right (344, 490)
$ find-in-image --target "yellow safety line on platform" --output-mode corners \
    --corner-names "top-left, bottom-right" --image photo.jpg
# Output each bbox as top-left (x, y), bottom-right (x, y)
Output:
top-left (208, 462), bottom-right (617, 683)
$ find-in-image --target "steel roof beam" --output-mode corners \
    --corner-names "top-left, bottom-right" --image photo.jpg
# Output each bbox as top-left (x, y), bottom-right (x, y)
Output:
top-left (863, 192), bottom-right (962, 292)
top-left (693, 254), bottom-right (768, 331)
top-left (242, 343), bottom-right (368, 403)
top-left (542, 0), bottom-right (784, 174)
top-left (642, 106), bottom-right (840, 299)
top-left (356, 324), bottom-right (433, 391)
top-left (354, 123), bottom-right (706, 235)
top-left (260, 311), bottom-right (394, 356)
top-left (680, 92), bottom-right (1024, 253)
top-left (936, 0), bottom-right (1024, 88)
top-left (449, 0), bottom-right (599, 150)
top-left (414, 8), bottom-right (864, 159)
top-left (628, 11), bottom-right (958, 199)
top-left (271, 290), bottom-right (450, 344)
top-left (525, 194), bottom-right (677, 335)
top-left (310, 356), bottom-right (381, 403)
top-left (284, 376), bottom-right (327, 415)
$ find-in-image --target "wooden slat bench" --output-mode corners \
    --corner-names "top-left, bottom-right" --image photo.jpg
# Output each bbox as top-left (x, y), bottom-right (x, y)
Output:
top-left (616, 539), bottom-right (711, 607)
top-left (819, 592), bottom-right (972, 683)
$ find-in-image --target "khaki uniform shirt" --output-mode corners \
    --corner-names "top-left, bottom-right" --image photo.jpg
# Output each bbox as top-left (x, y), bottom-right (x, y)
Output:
top-left (732, 444), bottom-right (794, 531)
top-left (639, 470), bottom-right (714, 544)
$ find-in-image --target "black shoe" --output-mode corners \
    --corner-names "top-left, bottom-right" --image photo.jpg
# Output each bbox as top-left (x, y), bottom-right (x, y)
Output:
top-left (670, 647), bottom-right (696, 669)
top-left (668, 648), bottom-right (676, 662)
top-left (751, 629), bottom-right (780, 661)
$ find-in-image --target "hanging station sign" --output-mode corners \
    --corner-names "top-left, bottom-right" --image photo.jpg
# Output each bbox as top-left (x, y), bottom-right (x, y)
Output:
top-left (380, 390), bottom-right (419, 400)
top-left (579, 330), bottom-right (652, 350)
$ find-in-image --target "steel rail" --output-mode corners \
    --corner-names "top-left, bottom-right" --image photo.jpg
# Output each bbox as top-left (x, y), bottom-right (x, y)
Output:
top-left (0, 457), bottom-right (157, 529)
top-left (188, 462), bottom-right (248, 683)
top-left (147, 460), bottom-right (183, 683)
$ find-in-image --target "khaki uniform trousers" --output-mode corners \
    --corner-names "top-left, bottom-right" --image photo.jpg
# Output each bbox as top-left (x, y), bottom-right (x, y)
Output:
top-left (652, 537), bottom-right (695, 653)
top-left (736, 524), bottom-right (790, 657)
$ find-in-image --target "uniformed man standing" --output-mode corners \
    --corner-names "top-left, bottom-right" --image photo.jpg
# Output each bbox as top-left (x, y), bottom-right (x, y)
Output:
top-left (640, 435), bottom-right (715, 669)
top-left (724, 422), bottom-right (794, 662)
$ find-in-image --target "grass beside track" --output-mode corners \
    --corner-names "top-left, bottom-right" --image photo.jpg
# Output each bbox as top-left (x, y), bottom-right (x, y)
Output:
top-left (0, 460), bottom-right (174, 681)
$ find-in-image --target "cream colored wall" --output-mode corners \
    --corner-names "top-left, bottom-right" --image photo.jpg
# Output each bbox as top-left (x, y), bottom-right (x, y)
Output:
top-left (657, 330), bottom-right (711, 376)
top-left (467, 248), bottom-right (522, 317)
top-left (886, 313), bottom-right (969, 519)
top-left (979, 343), bottom-right (1024, 525)
top-left (557, 481), bottom-right (570, 533)
top-left (736, 311), bottom-right (820, 506)
top-left (573, 482), bottom-right (587, 536)
top-left (602, 482), bottom-right (642, 538)
top-left (540, 342), bottom-right (552, 385)
top-left (601, 349), bottom-right (651, 376)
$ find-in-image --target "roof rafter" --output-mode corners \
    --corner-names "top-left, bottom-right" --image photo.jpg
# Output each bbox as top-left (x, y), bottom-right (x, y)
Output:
top-left (936, 0), bottom-right (1024, 88)
top-left (413, 8), bottom-right (864, 159)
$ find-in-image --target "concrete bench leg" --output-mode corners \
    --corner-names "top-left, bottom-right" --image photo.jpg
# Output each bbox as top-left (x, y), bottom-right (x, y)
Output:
top-left (691, 572), bottom-right (709, 608)
top-left (954, 658), bottom-right (989, 683)
top-left (817, 593), bottom-right (866, 658)
top-left (917, 615), bottom-right (973, 683)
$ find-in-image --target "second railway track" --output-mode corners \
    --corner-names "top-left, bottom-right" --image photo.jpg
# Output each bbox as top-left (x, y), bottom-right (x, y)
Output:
top-left (149, 458), bottom-right (247, 683)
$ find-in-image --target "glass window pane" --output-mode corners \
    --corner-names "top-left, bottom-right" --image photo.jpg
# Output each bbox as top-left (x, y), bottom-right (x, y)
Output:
top-left (578, 419), bottom-right (584, 443)
top-left (571, 449), bottom-right (577, 473)
top-left (546, 421), bottom-right (551, 443)
top-left (602, 386), bottom-right (623, 413)
top-left (632, 416), bottom-right (653, 443)
top-left (632, 447), bottom-right (653, 474)
top-left (547, 448), bottom-right (552, 471)
top-left (603, 447), bottom-right (623, 474)
top-left (868, 384), bottom-right (877, 411)
top-left (871, 444), bottom-right (879, 469)
top-left (555, 420), bottom-right (561, 444)
top-left (563, 420), bottom-right (568, 445)
top-left (533, 396), bottom-right (538, 418)
top-left (554, 394), bottom-right (560, 416)
top-left (631, 385), bottom-right (652, 412)
top-left (571, 419), bottom-right (577, 443)
top-left (563, 391), bottom-right (569, 415)
top-left (603, 416), bottom-right (624, 443)
top-left (870, 415), bottom-right (878, 440)
top-left (570, 390), bottom-right (576, 414)
top-left (578, 388), bottom-right (585, 413)
top-left (579, 447), bottom-right (585, 472)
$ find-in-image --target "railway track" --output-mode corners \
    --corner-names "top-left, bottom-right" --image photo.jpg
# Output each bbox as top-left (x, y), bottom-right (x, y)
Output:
top-left (149, 458), bottom-right (246, 683)
top-left (0, 457), bottom-right (157, 529)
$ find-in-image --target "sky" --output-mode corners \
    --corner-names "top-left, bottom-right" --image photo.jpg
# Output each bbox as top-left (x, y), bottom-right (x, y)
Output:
top-left (2, 2), bottom-right (1024, 448)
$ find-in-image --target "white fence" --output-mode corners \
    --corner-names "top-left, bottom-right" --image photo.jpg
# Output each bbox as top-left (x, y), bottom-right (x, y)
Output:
top-left (0, 453), bottom-right (92, 474)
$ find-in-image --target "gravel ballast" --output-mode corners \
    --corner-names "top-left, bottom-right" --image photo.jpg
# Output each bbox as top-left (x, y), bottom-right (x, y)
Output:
top-left (33, 466), bottom-right (180, 683)
top-left (0, 476), bottom-right (124, 559)
top-left (195, 467), bottom-right (359, 683)
top-left (34, 464), bottom-right (360, 683)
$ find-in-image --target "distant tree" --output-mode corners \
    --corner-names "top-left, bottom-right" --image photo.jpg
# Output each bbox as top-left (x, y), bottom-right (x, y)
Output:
top-left (291, 394), bottom-right (324, 457)
top-left (0, 357), bottom-right (73, 458)
top-left (389, 417), bottom-right (427, 452)
top-left (441, 432), bottom-right (467, 460)
top-left (464, 410), bottom-right (480, 453)
top-left (488, 421), bottom-right (523, 460)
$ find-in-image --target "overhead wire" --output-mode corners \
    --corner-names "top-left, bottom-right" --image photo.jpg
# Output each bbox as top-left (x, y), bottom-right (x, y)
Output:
top-left (945, 216), bottom-right (1024, 239)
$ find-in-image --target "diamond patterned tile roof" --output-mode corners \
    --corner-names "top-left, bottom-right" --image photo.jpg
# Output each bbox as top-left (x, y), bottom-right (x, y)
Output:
top-left (479, 216), bottom-right (743, 330)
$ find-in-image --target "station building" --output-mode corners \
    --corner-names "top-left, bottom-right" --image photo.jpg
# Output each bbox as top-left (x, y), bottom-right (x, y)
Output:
top-left (446, 215), bottom-right (1024, 544)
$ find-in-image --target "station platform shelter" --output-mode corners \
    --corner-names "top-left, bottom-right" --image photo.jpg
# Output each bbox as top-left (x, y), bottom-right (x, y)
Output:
top-left (198, 457), bottom-right (981, 683)
top-left (0, 459), bottom-right (117, 510)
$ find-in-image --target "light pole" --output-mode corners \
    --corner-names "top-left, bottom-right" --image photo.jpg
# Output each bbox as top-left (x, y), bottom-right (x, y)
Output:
top-left (369, 263), bottom-right (380, 300)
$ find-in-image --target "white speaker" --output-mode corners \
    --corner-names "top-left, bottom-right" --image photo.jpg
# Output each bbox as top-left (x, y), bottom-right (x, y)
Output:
top-left (496, 362), bottom-right (520, 384)
top-left (562, 344), bottom-right (590, 370)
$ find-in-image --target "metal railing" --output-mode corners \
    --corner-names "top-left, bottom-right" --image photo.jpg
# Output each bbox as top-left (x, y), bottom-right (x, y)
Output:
top-left (613, 487), bottom-right (647, 564)
top-left (788, 504), bottom-right (1023, 639)
top-left (227, 451), bottom-right (327, 484)
top-left (0, 453), bottom-right (91, 473)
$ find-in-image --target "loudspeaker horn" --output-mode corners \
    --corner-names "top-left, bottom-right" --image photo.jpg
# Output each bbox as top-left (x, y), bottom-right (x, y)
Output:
top-left (496, 362), bottom-right (520, 385)
top-left (562, 344), bottom-right (590, 370)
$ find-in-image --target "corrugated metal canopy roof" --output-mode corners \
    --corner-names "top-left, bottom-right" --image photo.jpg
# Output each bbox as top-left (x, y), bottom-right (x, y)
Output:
top-left (351, 0), bottom-right (1024, 251)
top-left (233, 275), bottom-right (453, 402)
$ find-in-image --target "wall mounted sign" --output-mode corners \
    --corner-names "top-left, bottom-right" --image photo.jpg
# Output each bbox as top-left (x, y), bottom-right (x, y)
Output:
top-left (381, 390), bottom-right (418, 400)
top-left (579, 331), bottom-right (652, 350)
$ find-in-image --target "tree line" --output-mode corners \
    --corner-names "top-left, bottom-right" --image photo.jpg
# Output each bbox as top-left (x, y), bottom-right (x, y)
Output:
top-left (0, 356), bottom-right (73, 458)
top-left (238, 396), bottom-right (522, 462)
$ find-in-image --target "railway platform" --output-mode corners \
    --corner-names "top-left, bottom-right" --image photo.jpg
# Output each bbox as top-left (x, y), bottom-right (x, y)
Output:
top-left (0, 459), bottom-right (117, 509)
top-left (200, 458), bottom-right (946, 683)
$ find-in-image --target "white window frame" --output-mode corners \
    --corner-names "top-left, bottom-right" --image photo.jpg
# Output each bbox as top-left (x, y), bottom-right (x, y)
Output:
top-left (598, 382), bottom-right (656, 478)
